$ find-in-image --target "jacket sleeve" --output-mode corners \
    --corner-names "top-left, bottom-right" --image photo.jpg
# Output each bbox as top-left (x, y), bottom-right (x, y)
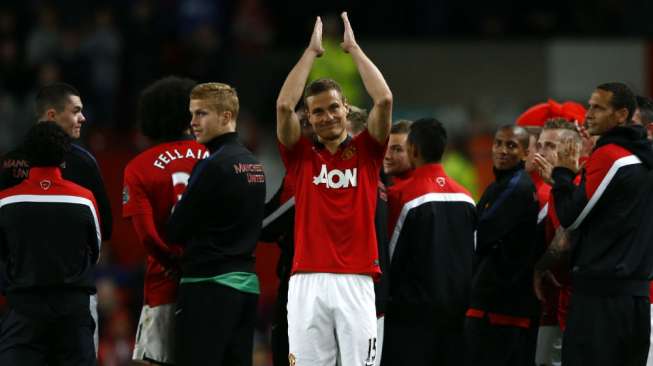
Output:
top-left (551, 167), bottom-right (587, 229)
top-left (87, 160), bottom-right (113, 241)
top-left (260, 179), bottom-right (295, 243)
top-left (167, 160), bottom-right (217, 244)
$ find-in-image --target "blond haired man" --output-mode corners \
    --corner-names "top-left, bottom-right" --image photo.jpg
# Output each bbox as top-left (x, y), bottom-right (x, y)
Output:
top-left (168, 83), bottom-right (266, 366)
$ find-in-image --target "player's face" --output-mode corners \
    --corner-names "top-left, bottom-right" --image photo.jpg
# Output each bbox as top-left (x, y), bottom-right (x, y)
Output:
top-left (586, 89), bottom-right (626, 136)
top-left (306, 90), bottom-right (348, 142)
top-left (492, 128), bottom-right (526, 171)
top-left (536, 129), bottom-right (563, 166)
top-left (384, 133), bottom-right (411, 176)
top-left (53, 95), bottom-right (85, 139)
top-left (189, 99), bottom-right (227, 144)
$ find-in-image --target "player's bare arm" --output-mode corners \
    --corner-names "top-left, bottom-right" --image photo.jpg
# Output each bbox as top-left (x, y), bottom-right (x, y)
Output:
top-left (276, 17), bottom-right (324, 148)
top-left (533, 227), bottom-right (569, 300)
top-left (341, 12), bottom-right (392, 144)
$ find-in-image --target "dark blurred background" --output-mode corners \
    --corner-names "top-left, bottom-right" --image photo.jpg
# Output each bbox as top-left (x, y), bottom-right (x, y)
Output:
top-left (1, 1), bottom-right (653, 364)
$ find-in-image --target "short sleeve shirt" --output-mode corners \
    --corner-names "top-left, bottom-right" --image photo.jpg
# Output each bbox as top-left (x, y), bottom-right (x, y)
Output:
top-left (279, 130), bottom-right (386, 277)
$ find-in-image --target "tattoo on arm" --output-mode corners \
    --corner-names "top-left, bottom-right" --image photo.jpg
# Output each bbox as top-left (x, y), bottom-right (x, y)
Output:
top-left (535, 227), bottom-right (570, 272)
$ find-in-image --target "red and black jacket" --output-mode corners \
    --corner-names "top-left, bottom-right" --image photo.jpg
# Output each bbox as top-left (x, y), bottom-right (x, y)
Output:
top-left (387, 163), bottom-right (476, 322)
top-left (552, 125), bottom-right (653, 297)
top-left (0, 167), bottom-right (100, 298)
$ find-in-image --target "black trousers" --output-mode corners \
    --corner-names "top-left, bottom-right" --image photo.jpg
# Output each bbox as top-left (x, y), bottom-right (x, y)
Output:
top-left (0, 304), bottom-right (96, 366)
top-left (271, 276), bottom-right (290, 366)
top-left (562, 293), bottom-right (650, 366)
top-left (381, 303), bottom-right (464, 366)
top-left (464, 316), bottom-right (538, 366)
top-left (175, 282), bottom-right (258, 366)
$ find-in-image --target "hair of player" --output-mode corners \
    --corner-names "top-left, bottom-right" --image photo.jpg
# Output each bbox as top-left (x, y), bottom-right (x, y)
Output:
top-left (543, 117), bottom-right (576, 131)
top-left (23, 121), bottom-right (71, 167)
top-left (407, 118), bottom-right (448, 163)
top-left (391, 119), bottom-right (412, 134)
top-left (636, 95), bottom-right (653, 125)
top-left (543, 117), bottom-right (581, 143)
top-left (303, 78), bottom-right (346, 108)
top-left (498, 124), bottom-right (530, 150)
top-left (139, 76), bottom-right (197, 141)
top-left (34, 82), bottom-right (80, 119)
top-left (190, 82), bottom-right (240, 120)
top-left (347, 105), bottom-right (368, 135)
top-left (596, 82), bottom-right (636, 121)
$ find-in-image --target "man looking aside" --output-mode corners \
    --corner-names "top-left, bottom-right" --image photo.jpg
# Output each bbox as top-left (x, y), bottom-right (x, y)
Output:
top-left (276, 12), bottom-right (392, 366)
top-left (122, 76), bottom-right (206, 365)
top-left (168, 83), bottom-right (266, 366)
top-left (538, 83), bottom-right (653, 366)
top-left (383, 120), bottom-right (413, 185)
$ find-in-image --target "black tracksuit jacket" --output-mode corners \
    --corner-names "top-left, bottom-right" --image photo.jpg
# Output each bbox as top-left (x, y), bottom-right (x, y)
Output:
top-left (552, 125), bottom-right (653, 296)
top-left (167, 132), bottom-right (266, 277)
top-left (470, 162), bottom-right (540, 320)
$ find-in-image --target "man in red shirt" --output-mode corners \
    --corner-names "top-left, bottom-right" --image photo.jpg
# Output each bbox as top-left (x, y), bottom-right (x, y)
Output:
top-left (122, 76), bottom-right (207, 365)
top-left (276, 12), bottom-right (392, 366)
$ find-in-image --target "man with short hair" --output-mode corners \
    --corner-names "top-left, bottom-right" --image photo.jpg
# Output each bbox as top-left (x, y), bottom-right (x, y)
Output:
top-left (539, 82), bottom-right (653, 366)
top-left (276, 12), bottom-right (392, 366)
top-left (465, 125), bottom-right (540, 366)
top-left (0, 82), bottom-right (111, 351)
top-left (383, 120), bottom-right (412, 184)
top-left (167, 82), bottom-right (265, 366)
top-left (0, 122), bottom-right (100, 366)
top-left (122, 76), bottom-right (206, 365)
top-left (383, 118), bottom-right (475, 366)
top-left (0, 82), bottom-right (112, 242)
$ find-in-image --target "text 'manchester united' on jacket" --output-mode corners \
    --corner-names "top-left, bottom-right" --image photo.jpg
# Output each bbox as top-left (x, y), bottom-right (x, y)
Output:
top-left (469, 162), bottom-right (540, 324)
top-left (552, 125), bottom-right (653, 296)
top-left (167, 132), bottom-right (266, 277)
top-left (0, 167), bottom-right (101, 299)
top-left (387, 163), bottom-right (476, 320)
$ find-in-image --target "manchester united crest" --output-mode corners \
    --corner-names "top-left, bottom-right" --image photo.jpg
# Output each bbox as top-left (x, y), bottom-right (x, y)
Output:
top-left (341, 146), bottom-right (357, 160)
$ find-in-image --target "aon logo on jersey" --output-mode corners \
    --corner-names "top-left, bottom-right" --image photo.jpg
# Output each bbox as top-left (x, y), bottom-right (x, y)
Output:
top-left (313, 164), bottom-right (357, 189)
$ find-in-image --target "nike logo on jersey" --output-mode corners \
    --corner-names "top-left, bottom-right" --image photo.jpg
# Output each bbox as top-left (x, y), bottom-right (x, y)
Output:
top-left (312, 164), bottom-right (357, 189)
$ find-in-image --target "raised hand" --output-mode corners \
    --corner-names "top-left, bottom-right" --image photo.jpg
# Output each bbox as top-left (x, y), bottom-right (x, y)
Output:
top-left (533, 153), bottom-right (554, 185)
top-left (556, 135), bottom-right (580, 173)
top-left (575, 121), bottom-right (594, 158)
top-left (308, 16), bottom-right (324, 57)
top-left (340, 12), bottom-right (359, 53)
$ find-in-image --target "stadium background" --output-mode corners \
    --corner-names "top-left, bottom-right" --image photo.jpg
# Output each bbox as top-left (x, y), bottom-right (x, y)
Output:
top-left (0, 1), bottom-right (651, 364)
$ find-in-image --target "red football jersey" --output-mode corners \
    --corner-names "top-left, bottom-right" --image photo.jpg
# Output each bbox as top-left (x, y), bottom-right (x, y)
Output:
top-left (122, 140), bottom-right (207, 306)
top-left (279, 130), bottom-right (386, 277)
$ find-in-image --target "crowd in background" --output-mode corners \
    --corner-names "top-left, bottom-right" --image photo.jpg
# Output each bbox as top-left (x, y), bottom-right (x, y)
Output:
top-left (2, 2), bottom-right (653, 365)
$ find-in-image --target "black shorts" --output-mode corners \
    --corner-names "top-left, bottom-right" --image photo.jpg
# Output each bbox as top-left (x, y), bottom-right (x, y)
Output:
top-left (0, 302), bottom-right (96, 366)
top-left (175, 282), bottom-right (258, 366)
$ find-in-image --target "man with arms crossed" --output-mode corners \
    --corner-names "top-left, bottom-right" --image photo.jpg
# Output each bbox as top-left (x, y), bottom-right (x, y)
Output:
top-left (276, 12), bottom-right (392, 366)
top-left (122, 76), bottom-right (206, 365)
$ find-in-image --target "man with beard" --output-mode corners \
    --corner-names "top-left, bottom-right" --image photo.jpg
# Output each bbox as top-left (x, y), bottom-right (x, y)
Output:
top-left (539, 83), bottom-right (653, 366)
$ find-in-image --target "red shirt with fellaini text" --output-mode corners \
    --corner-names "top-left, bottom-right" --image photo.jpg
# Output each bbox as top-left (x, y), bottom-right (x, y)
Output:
top-left (122, 139), bottom-right (207, 306)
